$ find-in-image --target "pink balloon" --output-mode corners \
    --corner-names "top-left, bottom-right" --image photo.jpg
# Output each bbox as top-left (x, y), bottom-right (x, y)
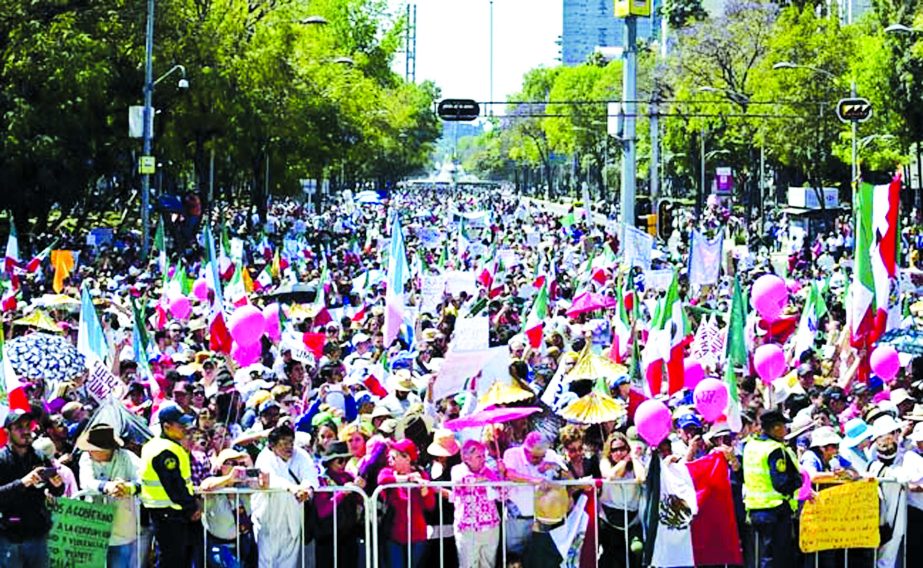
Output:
top-left (169, 295), bottom-right (192, 320)
top-left (262, 303), bottom-right (281, 342)
top-left (231, 341), bottom-right (261, 367)
top-left (751, 274), bottom-right (788, 323)
top-left (870, 345), bottom-right (900, 382)
top-left (228, 305), bottom-right (266, 347)
top-left (754, 343), bottom-right (786, 384)
top-left (693, 378), bottom-right (729, 422)
top-left (635, 399), bottom-right (672, 446)
top-left (684, 359), bottom-right (705, 391)
top-left (192, 277), bottom-right (209, 301)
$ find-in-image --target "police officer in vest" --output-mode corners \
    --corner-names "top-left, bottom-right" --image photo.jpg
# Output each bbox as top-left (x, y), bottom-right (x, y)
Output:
top-left (743, 409), bottom-right (801, 568)
top-left (140, 406), bottom-right (200, 566)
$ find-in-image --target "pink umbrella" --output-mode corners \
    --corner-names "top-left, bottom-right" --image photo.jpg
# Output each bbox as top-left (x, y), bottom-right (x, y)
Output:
top-left (445, 406), bottom-right (543, 463)
top-left (565, 291), bottom-right (616, 318)
top-left (444, 406), bottom-right (543, 431)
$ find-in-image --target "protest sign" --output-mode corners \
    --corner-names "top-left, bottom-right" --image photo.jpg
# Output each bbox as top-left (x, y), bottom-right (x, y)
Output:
top-left (526, 231), bottom-right (541, 247)
top-left (86, 228), bottom-right (114, 248)
top-left (420, 274), bottom-right (446, 314)
top-left (444, 270), bottom-right (477, 296)
top-left (48, 497), bottom-right (115, 568)
top-left (497, 248), bottom-right (520, 268)
top-left (85, 357), bottom-right (122, 403)
top-left (688, 230), bottom-right (723, 287)
top-left (770, 253), bottom-right (788, 278)
top-left (622, 225), bottom-right (653, 270)
top-left (417, 227), bottom-right (442, 248)
top-left (799, 480), bottom-right (880, 553)
top-left (434, 347), bottom-right (507, 401)
top-left (451, 315), bottom-right (489, 352)
top-left (646, 269), bottom-right (674, 292)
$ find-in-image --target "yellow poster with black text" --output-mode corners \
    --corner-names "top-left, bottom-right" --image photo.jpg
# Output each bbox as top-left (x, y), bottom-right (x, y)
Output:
top-left (799, 480), bottom-right (880, 553)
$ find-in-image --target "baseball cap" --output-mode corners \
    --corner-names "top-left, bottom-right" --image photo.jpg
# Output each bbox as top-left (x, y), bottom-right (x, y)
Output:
top-left (676, 413), bottom-right (702, 430)
top-left (158, 406), bottom-right (195, 427)
top-left (3, 408), bottom-right (32, 429)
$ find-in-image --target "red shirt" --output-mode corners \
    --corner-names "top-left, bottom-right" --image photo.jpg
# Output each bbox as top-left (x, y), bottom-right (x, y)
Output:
top-left (377, 467), bottom-right (435, 544)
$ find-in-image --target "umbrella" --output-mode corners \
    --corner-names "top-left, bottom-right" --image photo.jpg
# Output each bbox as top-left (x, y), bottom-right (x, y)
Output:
top-left (565, 291), bottom-right (615, 318)
top-left (565, 347), bottom-right (627, 383)
top-left (6, 333), bottom-right (85, 382)
top-left (13, 311), bottom-right (63, 334)
top-left (877, 328), bottom-right (923, 356)
top-left (559, 391), bottom-right (627, 425)
top-left (264, 283), bottom-right (317, 303)
top-left (32, 294), bottom-right (80, 311)
top-left (355, 190), bottom-right (382, 205)
top-left (478, 379), bottom-right (535, 408)
top-left (444, 405), bottom-right (543, 431)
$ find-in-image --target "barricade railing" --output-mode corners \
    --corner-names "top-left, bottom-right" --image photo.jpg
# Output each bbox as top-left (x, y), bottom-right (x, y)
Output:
top-left (199, 485), bottom-right (372, 568)
top-left (369, 478), bottom-right (642, 568)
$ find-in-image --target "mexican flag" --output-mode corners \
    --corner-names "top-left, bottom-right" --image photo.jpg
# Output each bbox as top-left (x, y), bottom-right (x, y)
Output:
top-left (849, 177), bottom-right (900, 346)
top-left (384, 216), bottom-right (409, 347)
top-left (792, 281), bottom-right (828, 360)
top-left (643, 271), bottom-right (690, 396)
top-left (255, 265), bottom-right (273, 291)
top-left (723, 276), bottom-right (747, 432)
top-left (25, 239), bottom-right (56, 274)
top-left (154, 216), bottom-right (166, 276)
top-left (609, 284), bottom-right (632, 364)
top-left (523, 280), bottom-right (549, 349)
top-left (4, 215), bottom-right (18, 273)
top-left (204, 225), bottom-right (232, 354)
top-left (0, 322), bottom-right (29, 446)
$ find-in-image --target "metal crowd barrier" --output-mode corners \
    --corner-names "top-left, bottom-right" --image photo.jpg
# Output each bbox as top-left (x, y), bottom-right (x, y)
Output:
top-left (369, 478), bottom-right (642, 568)
top-left (200, 485), bottom-right (372, 568)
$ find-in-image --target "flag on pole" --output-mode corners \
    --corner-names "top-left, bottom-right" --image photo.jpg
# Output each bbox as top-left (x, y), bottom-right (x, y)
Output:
top-left (50, 250), bottom-right (75, 293)
top-left (0, 321), bottom-right (28, 444)
top-left (4, 215), bottom-right (19, 273)
top-left (643, 271), bottom-right (689, 396)
top-left (523, 280), bottom-right (549, 349)
top-left (610, 284), bottom-right (631, 364)
top-left (723, 276), bottom-right (747, 432)
top-left (25, 240), bottom-right (56, 274)
top-left (384, 216), bottom-right (409, 347)
top-left (77, 284), bottom-right (110, 365)
top-left (154, 216), bottom-right (166, 276)
top-left (256, 265), bottom-right (273, 291)
top-left (204, 225), bottom-right (232, 353)
top-left (793, 281), bottom-right (828, 360)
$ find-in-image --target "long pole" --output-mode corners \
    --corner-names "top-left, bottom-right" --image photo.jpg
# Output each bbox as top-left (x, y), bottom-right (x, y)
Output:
top-left (141, 0), bottom-right (155, 261)
top-left (699, 123), bottom-right (706, 213)
top-left (489, 0), bottom-right (494, 115)
top-left (620, 16), bottom-right (637, 228)
top-left (650, 91), bottom-right (659, 201)
top-left (850, 81), bottom-right (858, 193)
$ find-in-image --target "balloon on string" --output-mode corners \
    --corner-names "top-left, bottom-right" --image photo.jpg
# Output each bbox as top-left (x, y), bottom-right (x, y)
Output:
top-left (192, 277), bottom-right (209, 301)
top-left (263, 304), bottom-right (281, 342)
top-left (870, 345), bottom-right (900, 383)
top-left (753, 343), bottom-right (786, 384)
top-left (168, 293), bottom-right (192, 320)
top-left (231, 341), bottom-right (261, 367)
top-left (693, 378), bottom-right (729, 422)
top-left (751, 274), bottom-right (788, 323)
top-left (684, 359), bottom-right (705, 391)
top-left (634, 399), bottom-right (672, 446)
top-left (228, 305), bottom-right (265, 347)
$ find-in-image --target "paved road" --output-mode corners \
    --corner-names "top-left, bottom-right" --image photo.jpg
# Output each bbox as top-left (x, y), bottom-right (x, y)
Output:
top-left (524, 197), bottom-right (611, 226)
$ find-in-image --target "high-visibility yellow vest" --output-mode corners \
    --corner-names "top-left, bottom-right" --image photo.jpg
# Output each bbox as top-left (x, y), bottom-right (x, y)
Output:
top-left (743, 436), bottom-right (799, 511)
top-left (139, 436), bottom-right (193, 510)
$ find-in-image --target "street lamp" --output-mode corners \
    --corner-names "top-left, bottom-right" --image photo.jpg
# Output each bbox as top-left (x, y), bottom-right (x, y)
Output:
top-left (884, 23), bottom-right (922, 34)
top-left (298, 15), bottom-right (329, 25)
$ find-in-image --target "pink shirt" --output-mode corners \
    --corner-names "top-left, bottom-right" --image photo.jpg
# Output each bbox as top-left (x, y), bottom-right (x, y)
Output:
top-left (450, 463), bottom-right (501, 532)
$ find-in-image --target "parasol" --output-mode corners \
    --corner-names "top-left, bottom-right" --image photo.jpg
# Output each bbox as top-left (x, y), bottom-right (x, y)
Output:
top-left (6, 333), bottom-right (86, 382)
top-left (32, 294), bottom-right (80, 311)
top-left (265, 284), bottom-right (316, 303)
top-left (559, 391), bottom-right (627, 425)
top-left (565, 347), bottom-right (627, 383)
top-left (445, 406), bottom-right (542, 431)
top-left (13, 310), bottom-right (63, 334)
top-left (477, 378), bottom-right (535, 408)
top-left (565, 290), bottom-right (615, 318)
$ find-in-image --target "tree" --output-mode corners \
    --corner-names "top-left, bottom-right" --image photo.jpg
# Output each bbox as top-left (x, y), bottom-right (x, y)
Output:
top-left (661, 0), bottom-right (707, 29)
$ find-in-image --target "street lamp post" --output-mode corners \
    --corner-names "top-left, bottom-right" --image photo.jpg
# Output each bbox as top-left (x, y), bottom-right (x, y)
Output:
top-left (140, 0), bottom-right (155, 261)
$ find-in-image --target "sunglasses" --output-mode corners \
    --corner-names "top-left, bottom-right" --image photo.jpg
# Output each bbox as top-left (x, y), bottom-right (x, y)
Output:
top-left (610, 445), bottom-right (629, 452)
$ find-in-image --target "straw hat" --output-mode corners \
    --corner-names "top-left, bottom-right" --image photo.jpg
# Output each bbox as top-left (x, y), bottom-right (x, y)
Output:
top-left (210, 448), bottom-right (248, 470)
top-left (427, 428), bottom-right (461, 457)
top-left (809, 426), bottom-right (842, 448)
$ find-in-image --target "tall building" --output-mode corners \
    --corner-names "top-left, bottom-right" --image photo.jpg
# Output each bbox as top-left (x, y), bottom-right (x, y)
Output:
top-left (561, 0), bottom-right (661, 66)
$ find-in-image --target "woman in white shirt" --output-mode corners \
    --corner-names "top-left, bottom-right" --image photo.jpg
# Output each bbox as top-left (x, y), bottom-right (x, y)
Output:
top-left (76, 424), bottom-right (141, 568)
top-left (598, 432), bottom-right (645, 568)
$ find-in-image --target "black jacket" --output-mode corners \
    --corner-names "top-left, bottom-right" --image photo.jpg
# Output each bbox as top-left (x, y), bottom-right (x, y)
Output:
top-left (0, 446), bottom-right (65, 542)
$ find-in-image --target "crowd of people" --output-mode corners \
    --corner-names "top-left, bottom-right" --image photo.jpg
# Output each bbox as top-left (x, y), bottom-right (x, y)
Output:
top-left (0, 184), bottom-right (921, 568)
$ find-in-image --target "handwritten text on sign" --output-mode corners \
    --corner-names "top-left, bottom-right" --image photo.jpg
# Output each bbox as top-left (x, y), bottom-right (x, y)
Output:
top-left (48, 497), bottom-right (115, 567)
top-left (799, 480), bottom-right (880, 553)
top-left (85, 357), bottom-right (121, 403)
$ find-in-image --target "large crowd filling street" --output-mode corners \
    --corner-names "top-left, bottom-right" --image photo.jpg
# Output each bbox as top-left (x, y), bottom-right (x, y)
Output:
top-left (0, 183), bottom-right (922, 568)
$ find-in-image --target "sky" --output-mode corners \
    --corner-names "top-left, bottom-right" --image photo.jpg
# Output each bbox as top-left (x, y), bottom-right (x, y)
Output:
top-left (388, 0), bottom-right (562, 112)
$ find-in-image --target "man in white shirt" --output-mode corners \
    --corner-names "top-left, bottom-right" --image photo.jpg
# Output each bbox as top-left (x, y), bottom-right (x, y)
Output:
top-left (501, 432), bottom-right (567, 557)
top-left (379, 370), bottom-right (422, 417)
top-left (252, 425), bottom-right (319, 568)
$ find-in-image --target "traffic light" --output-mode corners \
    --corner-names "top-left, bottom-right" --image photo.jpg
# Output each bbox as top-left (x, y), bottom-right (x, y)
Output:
top-left (656, 199), bottom-right (674, 240)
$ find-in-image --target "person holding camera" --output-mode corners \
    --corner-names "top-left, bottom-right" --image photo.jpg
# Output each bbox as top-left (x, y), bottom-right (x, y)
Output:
top-left (200, 448), bottom-right (266, 568)
top-left (0, 408), bottom-right (65, 568)
top-left (139, 406), bottom-right (200, 567)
